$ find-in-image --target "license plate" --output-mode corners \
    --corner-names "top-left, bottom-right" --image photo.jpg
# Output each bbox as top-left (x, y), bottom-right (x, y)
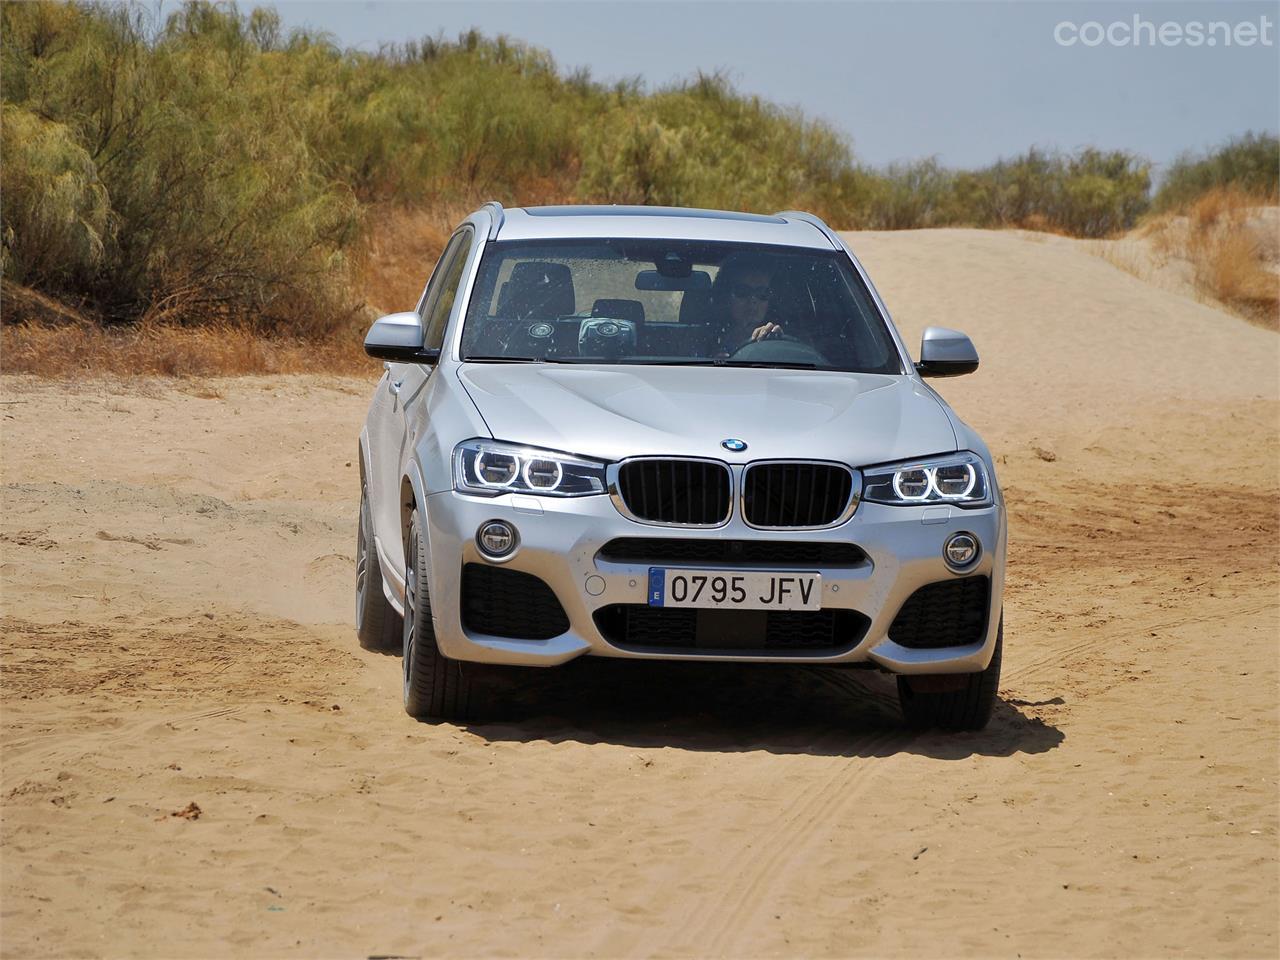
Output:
top-left (648, 568), bottom-right (822, 611)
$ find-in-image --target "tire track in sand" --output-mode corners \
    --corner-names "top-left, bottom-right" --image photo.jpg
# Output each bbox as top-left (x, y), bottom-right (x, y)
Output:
top-left (2, 705), bottom-right (248, 771)
top-left (657, 729), bottom-right (907, 957)
top-left (1004, 599), bottom-right (1276, 690)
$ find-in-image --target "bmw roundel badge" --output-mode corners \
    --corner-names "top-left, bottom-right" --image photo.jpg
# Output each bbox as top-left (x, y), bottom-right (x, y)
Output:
top-left (721, 438), bottom-right (748, 452)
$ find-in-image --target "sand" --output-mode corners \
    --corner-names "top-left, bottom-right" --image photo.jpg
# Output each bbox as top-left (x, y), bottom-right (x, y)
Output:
top-left (2, 227), bottom-right (1277, 958)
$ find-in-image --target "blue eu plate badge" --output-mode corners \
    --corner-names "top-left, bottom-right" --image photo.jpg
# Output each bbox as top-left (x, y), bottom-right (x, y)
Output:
top-left (648, 567), bottom-right (665, 605)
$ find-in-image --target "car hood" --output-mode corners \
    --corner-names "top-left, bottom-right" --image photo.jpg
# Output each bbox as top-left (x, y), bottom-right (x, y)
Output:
top-left (456, 364), bottom-right (957, 465)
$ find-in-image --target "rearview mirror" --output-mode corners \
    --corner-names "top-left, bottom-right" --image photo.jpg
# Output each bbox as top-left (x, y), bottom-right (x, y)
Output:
top-left (635, 269), bottom-right (711, 292)
top-left (363, 312), bottom-right (440, 364)
top-left (916, 326), bottom-right (978, 378)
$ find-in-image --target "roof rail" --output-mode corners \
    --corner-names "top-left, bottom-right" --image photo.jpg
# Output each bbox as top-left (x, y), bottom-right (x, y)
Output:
top-left (774, 210), bottom-right (842, 249)
top-left (481, 200), bottom-right (505, 240)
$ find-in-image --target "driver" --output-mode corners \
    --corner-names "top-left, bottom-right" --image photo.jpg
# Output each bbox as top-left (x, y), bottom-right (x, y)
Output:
top-left (707, 255), bottom-right (785, 356)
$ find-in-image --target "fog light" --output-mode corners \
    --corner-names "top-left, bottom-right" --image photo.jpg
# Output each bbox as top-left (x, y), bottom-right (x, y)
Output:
top-left (477, 520), bottom-right (518, 559)
top-left (944, 532), bottom-right (980, 570)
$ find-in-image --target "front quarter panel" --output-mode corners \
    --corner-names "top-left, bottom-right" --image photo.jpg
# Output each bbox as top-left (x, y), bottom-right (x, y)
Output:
top-left (410, 367), bottom-right (492, 497)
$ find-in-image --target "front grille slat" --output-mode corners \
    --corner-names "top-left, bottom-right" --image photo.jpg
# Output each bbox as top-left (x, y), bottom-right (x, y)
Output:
top-left (764, 464), bottom-right (773, 525)
top-left (809, 465), bottom-right (821, 526)
top-left (638, 463), bottom-right (651, 519)
top-left (780, 464), bottom-right (789, 524)
top-left (743, 462), bottom-right (854, 528)
top-left (597, 537), bottom-right (866, 566)
top-left (618, 459), bottom-right (731, 526)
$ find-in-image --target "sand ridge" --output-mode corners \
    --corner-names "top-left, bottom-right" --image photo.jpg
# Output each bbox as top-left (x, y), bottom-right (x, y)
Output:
top-left (1, 228), bottom-right (1277, 957)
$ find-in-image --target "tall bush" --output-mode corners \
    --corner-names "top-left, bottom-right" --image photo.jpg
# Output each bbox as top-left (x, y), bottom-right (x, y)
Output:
top-left (1, 0), bottom-right (1268, 338)
top-left (1, 105), bottom-right (111, 290)
top-left (1155, 132), bottom-right (1280, 211)
top-left (858, 147), bottom-right (1151, 237)
top-left (3, 1), bottom-right (360, 330)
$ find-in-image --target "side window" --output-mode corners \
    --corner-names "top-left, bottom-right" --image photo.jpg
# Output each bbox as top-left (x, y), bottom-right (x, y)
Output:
top-left (420, 229), bottom-right (473, 350)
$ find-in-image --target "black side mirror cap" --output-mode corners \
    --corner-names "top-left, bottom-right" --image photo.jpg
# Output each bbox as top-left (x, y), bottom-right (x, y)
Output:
top-left (916, 358), bottom-right (979, 377)
top-left (363, 313), bottom-right (440, 364)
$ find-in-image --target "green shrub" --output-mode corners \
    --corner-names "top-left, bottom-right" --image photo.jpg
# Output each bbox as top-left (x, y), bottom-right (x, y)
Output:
top-left (579, 72), bottom-right (854, 217)
top-left (579, 114), bottom-right (715, 206)
top-left (1155, 132), bottom-right (1280, 211)
top-left (2, 1), bottom-right (361, 331)
top-left (0, 0), bottom-right (1264, 339)
top-left (1, 104), bottom-right (111, 289)
top-left (854, 158), bottom-right (958, 230)
top-left (856, 147), bottom-right (1150, 236)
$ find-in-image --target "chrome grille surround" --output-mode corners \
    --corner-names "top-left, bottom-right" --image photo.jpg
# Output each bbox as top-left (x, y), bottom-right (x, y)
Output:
top-left (609, 456), bottom-right (734, 527)
top-left (740, 460), bottom-right (861, 530)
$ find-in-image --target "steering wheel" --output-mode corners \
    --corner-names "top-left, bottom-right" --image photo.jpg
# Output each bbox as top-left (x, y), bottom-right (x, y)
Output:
top-left (727, 334), bottom-right (829, 365)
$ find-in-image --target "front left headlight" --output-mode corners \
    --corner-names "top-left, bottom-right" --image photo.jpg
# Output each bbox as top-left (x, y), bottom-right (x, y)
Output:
top-left (861, 451), bottom-right (992, 507)
top-left (453, 439), bottom-right (608, 497)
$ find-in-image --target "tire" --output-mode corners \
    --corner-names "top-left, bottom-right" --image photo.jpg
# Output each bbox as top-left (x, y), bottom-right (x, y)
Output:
top-left (897, 613), bottom-right (1003, 731)
top-left (402, 508), bottom-right (483, 721)
top-left (355, 479), bottom-right (402, 652)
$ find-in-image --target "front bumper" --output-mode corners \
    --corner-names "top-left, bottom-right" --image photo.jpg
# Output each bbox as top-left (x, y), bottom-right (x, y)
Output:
top-left (420, 488), bottom-right (1006, 673)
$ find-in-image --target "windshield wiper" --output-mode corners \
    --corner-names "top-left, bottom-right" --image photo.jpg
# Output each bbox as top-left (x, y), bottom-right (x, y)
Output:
top-left (718, 360), bottom-right (821, 369)
top-left (640, 358), bottom-right (824, 370)
top-left (463, 356), bottom-right (826, 370)
top-left (462, 355), bottom-right (617, 365)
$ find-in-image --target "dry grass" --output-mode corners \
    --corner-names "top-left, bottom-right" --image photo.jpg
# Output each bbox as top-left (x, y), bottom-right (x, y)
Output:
top-left (1093, 241), bottom-right (1157, 283)
top-left (350, 190), bottom-right (571, 315)
top-left (351, 199), bottom-right (482, 316)
top-left (2, 196), bottom-right (585, 378)
top-left (0, 318), bottom-right (377, 377)
top-left (13, 189), bottom-right (1271, 380)
top-left (1143, 188), bottom-right (1279, 330)
top-left (1, 199), bottom-right (490, 377)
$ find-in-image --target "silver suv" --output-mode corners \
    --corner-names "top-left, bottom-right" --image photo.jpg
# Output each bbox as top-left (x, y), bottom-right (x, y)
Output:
top-left (357, 204), bottom-right (1005, 729)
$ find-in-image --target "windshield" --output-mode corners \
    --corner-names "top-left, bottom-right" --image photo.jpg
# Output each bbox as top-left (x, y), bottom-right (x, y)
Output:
top-left (459, 239), bottom-right (903, 373)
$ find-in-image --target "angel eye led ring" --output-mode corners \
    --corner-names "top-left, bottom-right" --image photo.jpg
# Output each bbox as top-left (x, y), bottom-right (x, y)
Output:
top-left (892, 462), bottom-right (977, 501)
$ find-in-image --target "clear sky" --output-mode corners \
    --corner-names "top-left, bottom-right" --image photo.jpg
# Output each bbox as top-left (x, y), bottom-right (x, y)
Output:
top-left (255, 0), bottom-right (1278, 173)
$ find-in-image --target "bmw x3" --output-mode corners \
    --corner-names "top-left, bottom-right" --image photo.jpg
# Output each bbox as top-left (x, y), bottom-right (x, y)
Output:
top-left (356, 203), bottom-right (1006, 729)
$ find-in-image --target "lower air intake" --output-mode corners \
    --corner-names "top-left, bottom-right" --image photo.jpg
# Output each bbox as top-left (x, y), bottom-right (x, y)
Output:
top-left (888, 576), bottom-right (990, 649)
top-left (461, 563), bottom-right (570, 640)
top-left (593, 604), bottom-right (869, 656)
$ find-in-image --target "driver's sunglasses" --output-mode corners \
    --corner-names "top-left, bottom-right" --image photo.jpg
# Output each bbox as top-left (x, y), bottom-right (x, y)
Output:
top-left (730, 283), bottom-right (772, 302)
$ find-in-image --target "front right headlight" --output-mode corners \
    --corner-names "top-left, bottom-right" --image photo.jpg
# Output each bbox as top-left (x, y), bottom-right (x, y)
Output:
top-left (453, 439), bottom-right (608, 498)
top-left (861, 451), bottom-right (992, 507)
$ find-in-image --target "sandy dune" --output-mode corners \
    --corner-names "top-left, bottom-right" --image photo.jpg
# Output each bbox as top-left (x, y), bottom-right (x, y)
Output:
top-left (2, 228), bottom-right (1277, 958)
top-left (1088, 207), bottom-right (1279, 327)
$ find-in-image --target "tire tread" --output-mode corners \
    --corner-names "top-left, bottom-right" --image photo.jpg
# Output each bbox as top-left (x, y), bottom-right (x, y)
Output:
top-left (356, 485), bottom-right (402, 652)
top-left (403, 509), bottom-right (482, 722)
top-left (897, 614), bottom-right (1003, 731)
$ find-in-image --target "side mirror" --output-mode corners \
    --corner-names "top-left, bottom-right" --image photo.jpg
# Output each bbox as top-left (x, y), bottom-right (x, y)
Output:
top-left (916, 326), bottom-right (979, 378)
top-left (363, 312), bottom-right (440, 364)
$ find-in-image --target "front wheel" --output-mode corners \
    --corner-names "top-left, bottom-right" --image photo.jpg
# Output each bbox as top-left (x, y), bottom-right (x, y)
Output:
top-left (355, 480), bottom-right (402, 652)
top-left (402, 508), bottom-right (484, 721)
top-left (897, 613), bottom-right (1003, 731)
